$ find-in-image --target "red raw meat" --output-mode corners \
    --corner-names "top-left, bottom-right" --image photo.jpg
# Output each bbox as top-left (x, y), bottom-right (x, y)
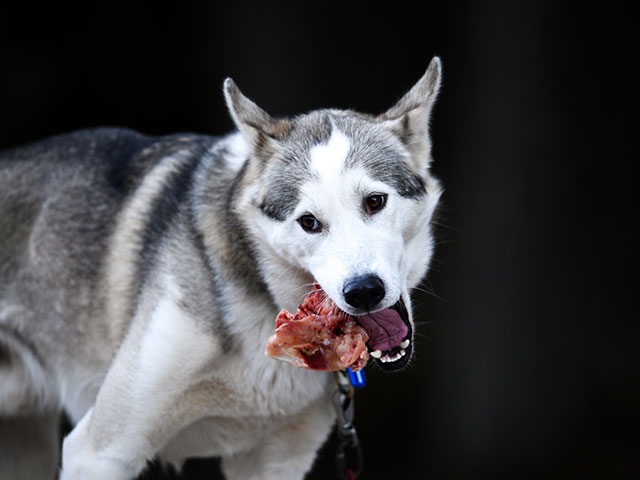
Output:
top-left (265, 284), bottom-right (369, 371)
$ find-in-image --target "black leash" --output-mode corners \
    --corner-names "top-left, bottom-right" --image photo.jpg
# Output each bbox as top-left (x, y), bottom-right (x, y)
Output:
top-left (332, 370), bottom-right (365, 479)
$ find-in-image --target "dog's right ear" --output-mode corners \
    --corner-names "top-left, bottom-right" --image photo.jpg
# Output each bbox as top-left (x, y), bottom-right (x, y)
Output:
top-left (223, 78), bottom-right (292, 155)
top-left (377, 57), bottom-right (442, 172)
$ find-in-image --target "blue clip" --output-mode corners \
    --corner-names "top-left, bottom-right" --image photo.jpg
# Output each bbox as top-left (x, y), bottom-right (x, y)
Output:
top-left (347, 367), bottom-right (366, 389)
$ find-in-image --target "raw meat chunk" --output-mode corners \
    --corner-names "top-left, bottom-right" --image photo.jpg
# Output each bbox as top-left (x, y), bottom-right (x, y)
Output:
top-left (265, 284), bottom-right (369, 371)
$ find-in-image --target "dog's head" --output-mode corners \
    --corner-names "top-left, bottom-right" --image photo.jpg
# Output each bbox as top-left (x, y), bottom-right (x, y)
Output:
top-left (225, 58), bottom-right (442, 370)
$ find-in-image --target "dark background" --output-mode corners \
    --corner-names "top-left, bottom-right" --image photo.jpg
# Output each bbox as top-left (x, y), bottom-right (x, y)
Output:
top-left (1, 1), bottom-right (637, 479)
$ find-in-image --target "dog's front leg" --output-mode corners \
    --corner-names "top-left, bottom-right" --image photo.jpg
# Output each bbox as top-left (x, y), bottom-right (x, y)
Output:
top-left (60, 296), bottom-right (222, 480)
top-left (222, 395), bottom-right (335, 480)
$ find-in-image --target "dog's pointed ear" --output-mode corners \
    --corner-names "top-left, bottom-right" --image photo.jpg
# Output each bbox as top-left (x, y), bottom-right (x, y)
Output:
top-left (378, 57), bottom-right (442, 164)
top-left (223, 78), bottom-right (292, 154)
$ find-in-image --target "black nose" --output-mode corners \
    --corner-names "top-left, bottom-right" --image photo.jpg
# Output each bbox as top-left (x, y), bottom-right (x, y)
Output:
top-left (343, 274), bottom-right (386, 310)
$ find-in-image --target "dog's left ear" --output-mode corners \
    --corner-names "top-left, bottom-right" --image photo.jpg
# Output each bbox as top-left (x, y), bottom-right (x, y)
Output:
top-left (378, 57), bottom-right (442, 167)
top-left (223, 78), bottom-right (292, 156)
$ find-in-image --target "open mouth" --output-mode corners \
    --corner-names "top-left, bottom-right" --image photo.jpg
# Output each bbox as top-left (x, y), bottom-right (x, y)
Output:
top-left (355, 299), bottom-right (412, 371)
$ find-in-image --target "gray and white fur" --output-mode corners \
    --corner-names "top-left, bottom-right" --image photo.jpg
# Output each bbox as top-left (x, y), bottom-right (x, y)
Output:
top-left (0, 57), bottom-right (443, 480)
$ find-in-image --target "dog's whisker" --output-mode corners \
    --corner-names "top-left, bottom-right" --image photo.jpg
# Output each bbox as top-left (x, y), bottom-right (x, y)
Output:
top-left (430, 219), bottom-right (462, 233)
top-left (411, 286), bottom-right (445, 301)
top-left (412, 320), bottom-right (439, 327)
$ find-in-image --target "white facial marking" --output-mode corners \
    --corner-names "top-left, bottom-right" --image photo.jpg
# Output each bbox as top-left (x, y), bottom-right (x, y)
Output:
top-left (309, 128), bottom-right (350, 185)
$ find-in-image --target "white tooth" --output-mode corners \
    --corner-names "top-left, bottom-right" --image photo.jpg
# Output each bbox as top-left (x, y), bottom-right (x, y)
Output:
top-left (400, 339), bottom-right (410, 349)
top-left (370, 350), bottom-right (382, 359)
top-left (401, 349), bottom-right (406, 356)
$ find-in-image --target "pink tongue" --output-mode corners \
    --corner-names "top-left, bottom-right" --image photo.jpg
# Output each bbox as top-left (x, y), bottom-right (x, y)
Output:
top-left (356, 309), bottom-right (408, 352)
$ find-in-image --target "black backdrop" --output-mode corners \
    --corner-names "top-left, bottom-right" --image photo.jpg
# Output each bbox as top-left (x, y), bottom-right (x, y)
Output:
top-left (1, 2), bottom-right (637, 479)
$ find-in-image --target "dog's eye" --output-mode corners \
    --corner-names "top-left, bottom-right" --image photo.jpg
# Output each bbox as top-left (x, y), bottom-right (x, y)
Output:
top-left (298, 214), bottom-right (322, 233)
top-left (364, 194), bottom-right (387, 214)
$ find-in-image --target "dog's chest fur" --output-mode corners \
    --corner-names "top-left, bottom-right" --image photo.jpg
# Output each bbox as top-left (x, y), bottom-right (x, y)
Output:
top-left (152, 290), bottom-right (334, 465)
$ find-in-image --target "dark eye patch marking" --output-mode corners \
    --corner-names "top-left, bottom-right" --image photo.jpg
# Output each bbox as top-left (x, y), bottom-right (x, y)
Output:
top-left (256, 113), bottom-right (334, 221)
top-left (359, 152), bottom-right (426, 198)
top-left (335, 117), bottom-right (427, 199)
top-left (258, 178), bottom-right (301, 221)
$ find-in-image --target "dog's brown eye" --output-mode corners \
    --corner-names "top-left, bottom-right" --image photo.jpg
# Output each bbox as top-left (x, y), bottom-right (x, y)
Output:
top-left (365, 194), bottom-right (387, 214)
top-left (298, 214), bottom-right (322, 233)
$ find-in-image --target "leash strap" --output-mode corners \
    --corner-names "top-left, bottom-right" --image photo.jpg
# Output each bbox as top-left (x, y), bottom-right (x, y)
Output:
top-left (333, 371), bottom-right (364, 479)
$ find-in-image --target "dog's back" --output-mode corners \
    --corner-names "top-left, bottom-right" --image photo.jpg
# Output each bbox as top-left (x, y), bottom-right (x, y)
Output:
top-left (0, 128), bottom-right (155, 298)
top-left (0, 128), bottom-right (222, 414)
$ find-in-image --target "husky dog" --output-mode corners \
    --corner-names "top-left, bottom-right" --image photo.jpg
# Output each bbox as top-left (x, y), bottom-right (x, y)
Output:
top-left (0, 57), bottom-right (442, 479)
